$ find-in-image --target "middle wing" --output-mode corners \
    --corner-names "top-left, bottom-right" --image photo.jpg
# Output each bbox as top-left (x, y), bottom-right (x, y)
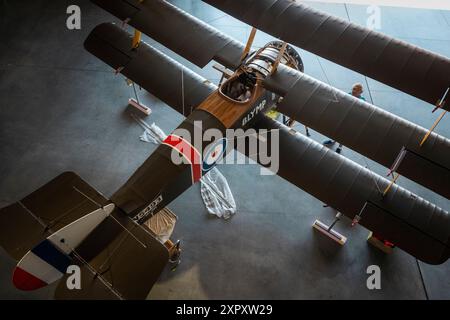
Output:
top-left (263, 64), bottom-right (450, 199)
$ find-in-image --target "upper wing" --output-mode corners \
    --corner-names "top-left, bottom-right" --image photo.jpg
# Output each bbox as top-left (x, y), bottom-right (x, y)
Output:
top-left (203, 0), bottom-right (450, 108)
top-left (263, 64), bottom-right (450, 199)
top-left (0, 172), bottom-right (109, 260)
top-left (91, 0), bottom-right (245, 70)
top-left (85, 23), bottom-right (217, 117)
top-left (243, 115), bottom-right (450, 265)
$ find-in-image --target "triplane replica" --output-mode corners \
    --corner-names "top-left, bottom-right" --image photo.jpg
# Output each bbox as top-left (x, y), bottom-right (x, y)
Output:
top-left (0, 0), bottom-right (449, 299)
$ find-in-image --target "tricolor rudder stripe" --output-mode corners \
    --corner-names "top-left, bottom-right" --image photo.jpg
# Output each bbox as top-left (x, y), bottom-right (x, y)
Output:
top-left (12, 204), bottom-right (112, 291)
top-left (13, 239), bottom-right (72, 291)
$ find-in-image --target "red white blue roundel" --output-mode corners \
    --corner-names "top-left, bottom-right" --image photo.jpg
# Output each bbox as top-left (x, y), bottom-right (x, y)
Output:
top-left (202, 138), bottom-right (227, 172)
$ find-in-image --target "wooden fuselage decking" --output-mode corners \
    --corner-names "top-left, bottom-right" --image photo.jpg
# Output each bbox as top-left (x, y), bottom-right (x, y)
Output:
top-left (197, 82), bottom-right (273, 129)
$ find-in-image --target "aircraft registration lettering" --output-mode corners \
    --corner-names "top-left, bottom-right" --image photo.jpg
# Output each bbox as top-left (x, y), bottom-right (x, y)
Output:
top-left (133, 194), bottom-right (163, 223)
top-left (242, 100), bottom-right (267, 127)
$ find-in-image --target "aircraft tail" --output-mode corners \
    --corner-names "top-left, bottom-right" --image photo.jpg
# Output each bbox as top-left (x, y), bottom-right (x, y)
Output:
top-left (0, 172), bottom-right (170, 299)
top-left (0, 172), bottom-right (110, 261)
top-left (12, 204), bottom-right (114, 291)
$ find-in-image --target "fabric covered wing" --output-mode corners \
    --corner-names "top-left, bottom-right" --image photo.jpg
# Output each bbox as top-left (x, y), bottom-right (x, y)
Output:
top-left (243, 115), bottom-right (450, 265)
top-left (85, 23), bottom-right (217, 117)
top-left (263, 64), bottom-right (450, 199)
top-left (203, 0), bottom-right (450, 108)
top-left (91, 0), bottom-right (245, 70)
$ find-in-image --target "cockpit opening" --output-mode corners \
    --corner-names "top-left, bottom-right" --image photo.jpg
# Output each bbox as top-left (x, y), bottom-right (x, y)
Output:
top-left (220, 72), bottom-right (257, 103)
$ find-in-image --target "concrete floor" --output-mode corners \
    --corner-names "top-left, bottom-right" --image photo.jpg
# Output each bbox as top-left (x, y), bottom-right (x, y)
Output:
top-left (0, 0), bottom-right (449, 299)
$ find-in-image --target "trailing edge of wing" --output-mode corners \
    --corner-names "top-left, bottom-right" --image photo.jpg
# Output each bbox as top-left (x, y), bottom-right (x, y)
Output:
top-left (245, 115), bottom-right (450, 265)
top-left (203, 0), bottom-right (450, 108)
top-left (263, 64), bottom-right (450, 199)
top-left (91, 0), bottom-right (245, 71)
top-left (84, 23), bottom-right (217, 116)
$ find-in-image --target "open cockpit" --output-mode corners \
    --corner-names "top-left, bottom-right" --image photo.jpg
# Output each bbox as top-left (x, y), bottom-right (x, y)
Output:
top-left (219, 71), bottom-right (258, 103)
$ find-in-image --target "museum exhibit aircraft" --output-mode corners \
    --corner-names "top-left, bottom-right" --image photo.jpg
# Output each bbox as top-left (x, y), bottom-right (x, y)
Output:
top-left (0, 0), bottom-right (449, 300)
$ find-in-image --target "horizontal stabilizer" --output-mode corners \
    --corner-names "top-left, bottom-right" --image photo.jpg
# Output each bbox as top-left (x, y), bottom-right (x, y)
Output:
top-left (0, 172), bottom-right (170, 298)
top-left (0, 172), bottom-right (110, 261)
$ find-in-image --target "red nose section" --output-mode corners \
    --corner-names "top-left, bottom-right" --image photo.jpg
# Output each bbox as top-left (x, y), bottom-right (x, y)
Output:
top-left (12, 267), bottom-right (48, 291)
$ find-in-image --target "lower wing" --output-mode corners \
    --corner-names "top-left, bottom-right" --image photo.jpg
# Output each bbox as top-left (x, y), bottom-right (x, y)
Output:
top-left (242, 115), bottom-right (450, 265)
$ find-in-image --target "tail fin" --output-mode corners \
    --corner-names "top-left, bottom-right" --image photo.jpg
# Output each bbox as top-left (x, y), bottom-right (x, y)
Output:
top-left (12, 204), bottom-right (114, 291)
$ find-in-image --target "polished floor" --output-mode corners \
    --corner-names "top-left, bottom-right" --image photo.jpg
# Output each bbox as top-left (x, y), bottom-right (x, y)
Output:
top-left (0, 0), bottom-right (449, 299)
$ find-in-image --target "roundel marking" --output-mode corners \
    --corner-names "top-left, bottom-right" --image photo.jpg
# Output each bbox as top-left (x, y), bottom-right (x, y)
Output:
top-left (202, 138), bottom-right (227, 172)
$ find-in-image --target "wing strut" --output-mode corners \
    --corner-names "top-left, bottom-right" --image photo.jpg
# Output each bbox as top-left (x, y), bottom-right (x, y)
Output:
top-left (420, 86), bottom-right (449, 145)
top-left (132, 30), bottom-right (142, 49)
top-left (240, 27), bottom-right (257, 62)
top-left (131, 0), bottom-right (145, 49)
top-left (420, 110), bottom-right (448, 146)
top-left (271, 41), bottom-right (288, 74)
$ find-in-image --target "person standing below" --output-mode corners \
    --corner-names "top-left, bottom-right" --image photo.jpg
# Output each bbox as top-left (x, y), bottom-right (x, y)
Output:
top-left (350, 82), bottom-right (366, 101)
top-left (322, 83), bottom-right (366, 154)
